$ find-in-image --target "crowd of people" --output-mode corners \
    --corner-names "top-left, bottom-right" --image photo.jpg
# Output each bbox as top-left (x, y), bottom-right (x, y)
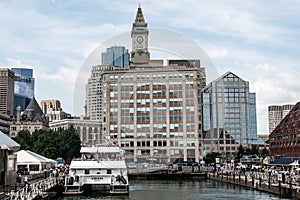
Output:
top-left (214, 163), bottom-right (300, 186)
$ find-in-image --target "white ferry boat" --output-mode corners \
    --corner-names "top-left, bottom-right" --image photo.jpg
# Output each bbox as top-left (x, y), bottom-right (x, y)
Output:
top-left (63, 145), bottom-right (129, 195)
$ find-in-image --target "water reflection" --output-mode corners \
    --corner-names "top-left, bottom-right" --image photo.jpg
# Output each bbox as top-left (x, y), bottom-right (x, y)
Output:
top-left (53, 179), bottom-right (291, 200)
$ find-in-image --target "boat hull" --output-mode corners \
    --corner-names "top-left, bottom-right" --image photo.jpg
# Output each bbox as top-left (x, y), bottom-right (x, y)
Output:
top-left (64, 183), bottom-right (129, 195)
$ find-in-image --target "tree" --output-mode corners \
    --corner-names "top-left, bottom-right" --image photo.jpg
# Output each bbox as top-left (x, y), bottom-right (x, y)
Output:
top-left (245, 146), bottom-right (259, 155)
top-left (32, 129), bottom-right (58, 159)
top-left (235, 144), bottom-right (245, 161)
top-left (13, 127), bottom-right (81, 163)
top-left (260, 147), bottom-right (269, 157)
top-left (14, 130), bottom-right (32, 150)
top-left (204, 152), bottom-right (222, 164)
top-left (57, 126), bottom-right (81, 164)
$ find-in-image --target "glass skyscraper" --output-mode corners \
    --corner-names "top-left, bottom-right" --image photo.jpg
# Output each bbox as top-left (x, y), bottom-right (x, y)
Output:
top-left (202, 71), bottom-right (264, 158)
top-left (11, 68), bottom-right (34, 98)
top-left (101, 46), bottom-right (130, 68)
top-left (11, 68), bottom-right (35, 116)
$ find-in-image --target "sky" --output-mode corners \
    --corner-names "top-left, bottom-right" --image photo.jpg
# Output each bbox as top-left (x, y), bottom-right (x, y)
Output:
top-left (1, 0), bottom-right (300, 135)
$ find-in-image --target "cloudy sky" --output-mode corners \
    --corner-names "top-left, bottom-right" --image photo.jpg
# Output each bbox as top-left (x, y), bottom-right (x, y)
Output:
top-left (1, 0), bottom-right (300, 134)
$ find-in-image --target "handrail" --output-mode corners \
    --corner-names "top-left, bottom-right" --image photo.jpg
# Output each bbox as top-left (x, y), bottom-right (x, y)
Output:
top-left (7, 177), bottom-right (59, 200)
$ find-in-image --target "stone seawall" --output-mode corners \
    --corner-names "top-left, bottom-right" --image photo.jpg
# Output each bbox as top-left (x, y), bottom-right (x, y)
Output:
top-left (207, 173), bottom-right (300, 199)
top-left (129, 170), bottom-right (206, 180)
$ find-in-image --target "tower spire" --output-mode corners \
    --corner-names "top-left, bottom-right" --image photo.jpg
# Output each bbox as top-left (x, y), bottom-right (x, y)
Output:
top-left (133, 5), bottom-right (147, 27)
top-left (131, 5), bottom-right (150, 65)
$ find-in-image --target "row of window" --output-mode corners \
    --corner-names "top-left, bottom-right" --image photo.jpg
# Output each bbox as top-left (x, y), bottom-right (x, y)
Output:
top-left (112, 131), bottom-right (196, 138)
top-left (118, 140), bottom-right (196, 147)
top-left (111, 72), bottom-right (195, 81)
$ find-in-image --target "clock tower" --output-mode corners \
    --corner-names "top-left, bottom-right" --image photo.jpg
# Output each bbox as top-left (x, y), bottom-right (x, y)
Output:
top-left (131, 5), bottom-right (150, 64)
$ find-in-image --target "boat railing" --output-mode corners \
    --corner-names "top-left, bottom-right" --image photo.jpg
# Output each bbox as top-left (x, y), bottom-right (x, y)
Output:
top-left (72, 157), bottom-right (125, 162)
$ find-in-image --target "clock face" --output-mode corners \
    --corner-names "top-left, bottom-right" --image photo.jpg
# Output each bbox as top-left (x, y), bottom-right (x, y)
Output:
top-left (137, 36), bottom-right (144, 44)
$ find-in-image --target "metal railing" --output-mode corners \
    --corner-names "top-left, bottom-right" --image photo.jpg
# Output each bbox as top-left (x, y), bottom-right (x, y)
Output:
top-left (6, 177), bottom-right (59, 200)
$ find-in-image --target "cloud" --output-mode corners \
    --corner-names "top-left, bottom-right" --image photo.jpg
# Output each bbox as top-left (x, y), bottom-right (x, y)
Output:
top-left (34, 65), bottom-right (78, 113)
top-left (250, 63), bottom-right (300, 133)
top-left (205, 46), bottom-right (228, 60)
top-left (3, 58), bottom-right (77, 113)
top-left (252, 64), bottom-right (300, 104)
top-left (5, 58), bottom-right (34, 69)
top-left (1, 0), bottom-right (300, 129)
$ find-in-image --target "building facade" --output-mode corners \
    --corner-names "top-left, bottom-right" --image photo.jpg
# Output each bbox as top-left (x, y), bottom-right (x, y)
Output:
top-left (10, 97), bottom-right (49, 137)
top-left (86, 65), bottom-right (124, 121)
top-left (268, 104), bottom-right (294, 134)
top-left (49, 117), bottom-right (101, 146)
top-left (100, 6), bottom-right (206, 163)
top-left (40, 99), bottom-right (68, 121)
top-left (202, 72), bottom-right (264, 158)
top-left (101, 46), bottom-right (130, 68)
top-left (0, 68), bottom-right (15, 116)
top-left (269, 102), bottom-right (300, 158)
top-left (0, 113), bottom-right (10, 134)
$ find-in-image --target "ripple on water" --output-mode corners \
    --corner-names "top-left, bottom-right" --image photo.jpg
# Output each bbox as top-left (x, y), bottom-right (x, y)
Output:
top-left (53, 179), bottom-right (292, 200)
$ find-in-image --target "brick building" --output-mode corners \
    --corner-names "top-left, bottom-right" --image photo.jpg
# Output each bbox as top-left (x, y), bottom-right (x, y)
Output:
top-left (269, 102), bottom-right (300, 158)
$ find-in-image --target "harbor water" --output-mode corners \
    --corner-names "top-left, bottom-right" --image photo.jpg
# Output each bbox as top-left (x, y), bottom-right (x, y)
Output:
top-left (52, 179), bottom-right (291, 200)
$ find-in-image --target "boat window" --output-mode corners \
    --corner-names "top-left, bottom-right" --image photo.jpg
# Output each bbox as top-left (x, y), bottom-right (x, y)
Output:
top-left (107, 169), bottom-right (112, 174)
top-left (85, 169), bottom-right (89, 174)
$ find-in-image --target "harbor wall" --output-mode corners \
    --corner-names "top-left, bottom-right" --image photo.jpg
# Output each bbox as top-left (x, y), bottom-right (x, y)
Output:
top-left (129, 172), bottom-right (206, 180)
top-left (207, 173), bottom-right (300, 199)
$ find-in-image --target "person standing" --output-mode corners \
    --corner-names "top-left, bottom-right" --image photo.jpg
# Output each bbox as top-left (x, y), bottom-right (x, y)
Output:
top-left (17, 173), bottom-right (22, 185)
top-left (24, 175), bottom-right (28, 185)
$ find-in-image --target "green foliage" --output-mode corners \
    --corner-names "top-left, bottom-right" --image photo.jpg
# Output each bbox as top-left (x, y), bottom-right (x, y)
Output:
top-left (235, 145), bottom-right (266, 160)
top-left (13, 126), bottom-right (81, 164)
top-left (235, 144), bottom-right (245, 161)
top-left (265, 140), bottom-right (269, 144)
top-left (204, 152), bottom-right (222, 164)
top-left (57, 126), bottom-right (81, 164)
top-left (260, 147), bottom-right (269, 157)
top-left (13, 130), bottom-right (32, 150)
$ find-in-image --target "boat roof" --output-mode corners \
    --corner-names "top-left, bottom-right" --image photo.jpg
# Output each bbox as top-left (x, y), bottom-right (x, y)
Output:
top-left (70, 160), bottom-right (126, 169)
top-left (80, 146), bottom-right (123, 154)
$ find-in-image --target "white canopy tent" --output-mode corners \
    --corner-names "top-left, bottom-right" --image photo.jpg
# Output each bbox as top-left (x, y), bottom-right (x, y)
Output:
top-left (15, 150), bottom-right (56, 174)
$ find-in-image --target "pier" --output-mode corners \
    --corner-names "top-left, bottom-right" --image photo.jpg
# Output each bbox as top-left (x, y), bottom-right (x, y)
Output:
top-left (208, 171), bottom-right (300, 199)
top-left (3, 176), bottom-right (62, 200)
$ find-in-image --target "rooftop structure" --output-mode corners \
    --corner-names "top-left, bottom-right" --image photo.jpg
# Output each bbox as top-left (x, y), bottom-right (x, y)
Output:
top-left (101, 46), bottom-right (130, 68)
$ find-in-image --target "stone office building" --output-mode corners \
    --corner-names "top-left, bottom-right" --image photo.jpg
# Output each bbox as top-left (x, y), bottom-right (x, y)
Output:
top-left (100, 6), bottom-right (206, 163)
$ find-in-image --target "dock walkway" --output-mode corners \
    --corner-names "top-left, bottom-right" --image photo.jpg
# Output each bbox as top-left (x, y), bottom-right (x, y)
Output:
top-left (208, 172), bottom-right (300, 199)
top-left (4, 176), bottom-right (61, 200)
